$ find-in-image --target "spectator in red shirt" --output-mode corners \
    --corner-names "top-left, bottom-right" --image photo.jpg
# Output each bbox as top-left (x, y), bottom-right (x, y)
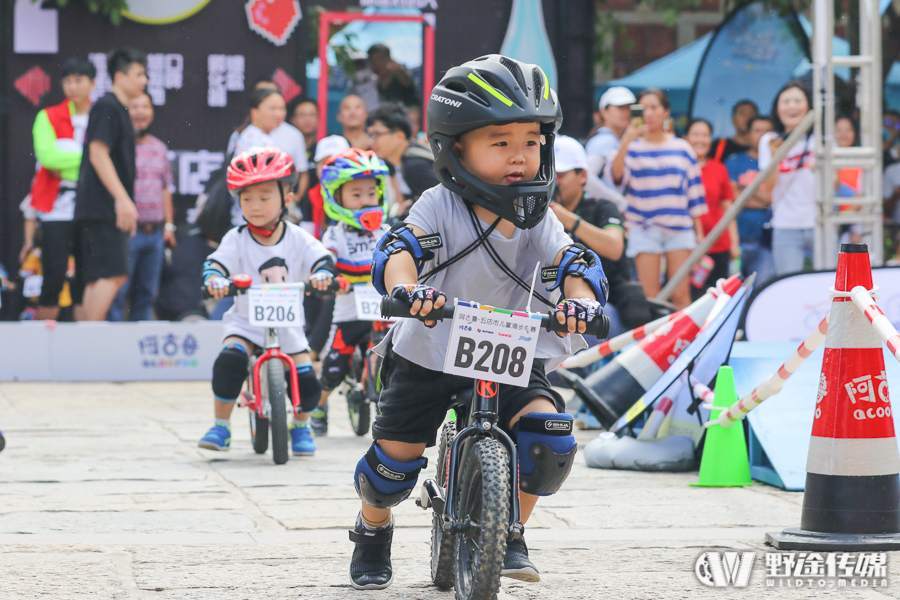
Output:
top-left (107, 91), bottom-right (174, 321)
top-left (685, 118), bottom-right (739, 299)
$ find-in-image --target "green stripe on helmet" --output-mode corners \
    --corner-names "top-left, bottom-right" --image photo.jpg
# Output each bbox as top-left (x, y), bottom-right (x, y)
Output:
top-left (467, 73), bottom-right (514, 107)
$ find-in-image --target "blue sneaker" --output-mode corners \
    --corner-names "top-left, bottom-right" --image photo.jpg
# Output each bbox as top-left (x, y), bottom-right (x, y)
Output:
top-left (199, 423), bottom-right (231, 451)
top-left (290, 422), bottom-right (316, 456)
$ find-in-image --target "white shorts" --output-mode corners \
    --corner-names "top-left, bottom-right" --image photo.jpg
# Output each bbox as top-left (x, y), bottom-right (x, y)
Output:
top-left (625, 224), bottom-right (697, 258)
top-left (222, 312), bottom-right (311, 355)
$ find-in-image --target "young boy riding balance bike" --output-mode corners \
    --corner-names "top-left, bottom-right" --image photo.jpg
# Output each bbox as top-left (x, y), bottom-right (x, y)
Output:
top-left (349, 55), bottom-right (608, 590)
top-left (199, 147), bottom-right (337, 457)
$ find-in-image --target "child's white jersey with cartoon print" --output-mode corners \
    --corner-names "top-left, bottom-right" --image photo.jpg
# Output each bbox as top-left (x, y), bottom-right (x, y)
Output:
top-left (208, 222), bottom-right (330, 353)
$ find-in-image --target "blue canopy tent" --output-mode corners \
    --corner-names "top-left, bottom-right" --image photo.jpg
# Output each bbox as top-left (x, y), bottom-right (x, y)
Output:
top-left (598, 33), bottom-right (712, 126)
top-left (596, 0), bottom-right (900, 130)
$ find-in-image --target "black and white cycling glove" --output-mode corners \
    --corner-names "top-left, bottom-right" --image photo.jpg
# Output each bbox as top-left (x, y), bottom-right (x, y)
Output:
top-left (392, 283), bottom-right (446, 306)
top-left (392, 284), bottom-right (446, 327)
top-left (555, 297), bottom-right (603, 330)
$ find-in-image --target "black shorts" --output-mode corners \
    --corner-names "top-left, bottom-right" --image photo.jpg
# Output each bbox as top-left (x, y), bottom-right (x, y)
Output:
top-left (373, 344), bottom-right (564, 447)
top-left (321, 320), bottom-right (373, 391)
top-left (77, 220), bottom-right (130, 283)
top-left (39, 220), bottom-right (83, 307)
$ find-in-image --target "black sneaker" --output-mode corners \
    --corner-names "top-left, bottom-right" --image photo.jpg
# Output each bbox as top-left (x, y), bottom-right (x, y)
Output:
top-left (349, 515), bottom-right (394, 590)
top-left (502, 533), bottom-right (540, 582)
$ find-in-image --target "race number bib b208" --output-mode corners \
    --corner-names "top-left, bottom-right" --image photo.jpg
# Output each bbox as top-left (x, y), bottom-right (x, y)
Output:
top-left (442, 303), bottom-right (540, 388)
top-left (248, 288), bottom-right (302, 327)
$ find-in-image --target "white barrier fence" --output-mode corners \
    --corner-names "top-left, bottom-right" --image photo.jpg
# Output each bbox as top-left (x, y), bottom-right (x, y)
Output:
top-left (0, 321), bottom-right (223, 382)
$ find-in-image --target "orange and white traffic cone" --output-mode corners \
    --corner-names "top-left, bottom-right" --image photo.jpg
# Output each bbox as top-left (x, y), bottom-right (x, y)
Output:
top-left (768, 243), bottom-right (900, 550)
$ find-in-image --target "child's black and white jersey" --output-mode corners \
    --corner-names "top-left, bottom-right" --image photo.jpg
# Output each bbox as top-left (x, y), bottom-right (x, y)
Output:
top-left (208, 222), bottom-right (330, 354)
top-left (322, 222), bottom-right (391, 323)
top-left (383, 185), bottom-right (586, 372)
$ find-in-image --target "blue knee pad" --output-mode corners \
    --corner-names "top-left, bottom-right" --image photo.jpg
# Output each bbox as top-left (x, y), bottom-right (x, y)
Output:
top-left (288, 362), bottom-right (321, 413)
top-left (354, 443), bottom-right (427, 509)
top-left (212, 343), bottom-right (248, 401)
top-left (514, 412), bottom-right (577, 496)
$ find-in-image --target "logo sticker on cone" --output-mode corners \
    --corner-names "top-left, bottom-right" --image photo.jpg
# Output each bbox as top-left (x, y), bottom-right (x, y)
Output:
top-left (768, 244), bottom-right (900, 551)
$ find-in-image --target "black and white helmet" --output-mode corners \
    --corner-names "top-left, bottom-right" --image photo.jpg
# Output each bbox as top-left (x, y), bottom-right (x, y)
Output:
top-left (427, 54), bottom-right (563, 229)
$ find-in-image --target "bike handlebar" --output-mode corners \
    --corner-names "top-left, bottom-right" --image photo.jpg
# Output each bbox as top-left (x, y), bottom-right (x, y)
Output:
top-left (379, 297), bottom-right (610, 338)
top-left (202, 277), bottom-right (343, 300)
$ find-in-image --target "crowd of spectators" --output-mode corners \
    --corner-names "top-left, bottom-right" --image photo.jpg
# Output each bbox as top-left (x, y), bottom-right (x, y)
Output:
top-left (6, 44), bottom-right (900, 330)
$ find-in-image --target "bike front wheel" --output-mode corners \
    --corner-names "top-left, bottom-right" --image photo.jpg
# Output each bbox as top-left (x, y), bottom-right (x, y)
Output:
top-left (454, 437), bottom-right (510, 600)
top-left (346, 347), bottom-right (371, 436)
top-left (346, 388), bottom-right (371, 437)
top-left (249, 408), bottom-right (269, 455)
top-left (267, 360), bottom-right (289, 465)
top-left (430, 420), bottom-right (456, 589)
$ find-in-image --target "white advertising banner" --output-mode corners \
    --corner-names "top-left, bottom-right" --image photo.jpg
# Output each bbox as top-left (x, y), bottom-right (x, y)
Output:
top-left (745, 267), bottom-right (900, 342)
top-left (0, 321), bottom-right (224, 382)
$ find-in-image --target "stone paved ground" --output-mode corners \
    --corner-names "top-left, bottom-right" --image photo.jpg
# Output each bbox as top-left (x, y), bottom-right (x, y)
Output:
top-left (1, 381), bottom-right (898, 599)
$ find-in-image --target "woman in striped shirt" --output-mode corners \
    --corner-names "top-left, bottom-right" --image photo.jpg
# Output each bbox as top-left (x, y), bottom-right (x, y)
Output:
top-left (610, 88), bottom-right (707, 308)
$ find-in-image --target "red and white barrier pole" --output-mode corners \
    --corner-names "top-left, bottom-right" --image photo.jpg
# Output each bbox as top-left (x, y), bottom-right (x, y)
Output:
top-left (562, 275), bottom-right (742, 369)
top-left (705, 316), bottom-right (829, 429)
top-left (561, 312), bottom-right (676, 368)
top-left (690, 376), bottom-right (715, 405)
top-left (850, 285), bottom-right (900, 365)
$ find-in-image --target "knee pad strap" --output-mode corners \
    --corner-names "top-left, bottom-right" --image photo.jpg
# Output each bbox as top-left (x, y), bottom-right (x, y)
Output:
top-left (212, 344), bottom-right (248, 402)
top-left (354, 443), bottom-right (427, 509)
top-left (515, 412), bottom-right (577, 496)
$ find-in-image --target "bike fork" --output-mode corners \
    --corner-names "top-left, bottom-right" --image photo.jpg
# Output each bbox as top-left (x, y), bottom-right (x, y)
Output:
top-left (251, 328), bottom-right (301, 415)
top-left (417, 380), bottom-right (522, 541)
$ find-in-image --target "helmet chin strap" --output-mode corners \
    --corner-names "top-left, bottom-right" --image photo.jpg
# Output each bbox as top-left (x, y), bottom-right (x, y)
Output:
top-left (244, 182), bottom-right (286, 238)
top-left (245, 218), bottom-right (281, 238)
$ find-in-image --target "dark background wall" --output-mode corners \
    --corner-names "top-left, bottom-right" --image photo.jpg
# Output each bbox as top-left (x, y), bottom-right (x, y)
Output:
top-left (0, 0), bottom-right (593, 281)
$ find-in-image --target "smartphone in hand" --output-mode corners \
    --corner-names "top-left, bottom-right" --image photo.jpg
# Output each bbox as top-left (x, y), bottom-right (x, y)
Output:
top-left (630, 104), bottom-right (644, 123)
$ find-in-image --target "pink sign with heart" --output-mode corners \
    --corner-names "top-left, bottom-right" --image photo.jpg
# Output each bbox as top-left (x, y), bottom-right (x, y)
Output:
top-left (245, 0), bottom-right (302, 47)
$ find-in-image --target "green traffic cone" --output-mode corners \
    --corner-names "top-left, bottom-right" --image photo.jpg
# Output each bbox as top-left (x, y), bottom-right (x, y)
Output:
top-left (691, 366), bottom-right (752, 487)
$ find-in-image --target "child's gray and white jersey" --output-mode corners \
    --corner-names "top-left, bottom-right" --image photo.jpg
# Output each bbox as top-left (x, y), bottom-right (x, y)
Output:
top-left (386, 185), bottom-right (586, 371)
top-left (322, 222), bottom-right (391, 323)
top-left (208, 222), bottom-right (330, 353)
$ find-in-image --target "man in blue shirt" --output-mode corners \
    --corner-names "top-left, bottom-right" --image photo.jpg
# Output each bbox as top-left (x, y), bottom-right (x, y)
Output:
top-left (724, 116), bottom-right (775, 285)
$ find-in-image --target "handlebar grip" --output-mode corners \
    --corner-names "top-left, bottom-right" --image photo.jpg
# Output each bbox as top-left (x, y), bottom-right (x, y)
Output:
top-left (326, 277), bottom-right (344, 294)
top-left (202, 277), bottom-right (341, 300)
top-left (544, 313), bottom-right (611, 339)
top-left (201, 283), bottom-right (237, 300)
top-left (380, 296), bottom-right (452, 321)
top-left (380, 295), bottom-right (610, 338)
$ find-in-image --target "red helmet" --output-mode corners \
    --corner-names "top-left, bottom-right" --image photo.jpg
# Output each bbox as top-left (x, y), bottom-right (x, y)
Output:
top-left (226, 146), bottom-right (298, 197)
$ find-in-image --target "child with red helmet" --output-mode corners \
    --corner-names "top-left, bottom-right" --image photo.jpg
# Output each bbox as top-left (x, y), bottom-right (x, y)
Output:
top-left (198, 146), bottom-right (338, 457)
top-left (308, 148), bottom-right (392, 435)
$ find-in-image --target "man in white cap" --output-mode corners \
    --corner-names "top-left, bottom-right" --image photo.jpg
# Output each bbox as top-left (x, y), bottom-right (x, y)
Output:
top-left (550, 135), bottom-right (650, 341)
top-left (585, 86), bottom-right (636, 181)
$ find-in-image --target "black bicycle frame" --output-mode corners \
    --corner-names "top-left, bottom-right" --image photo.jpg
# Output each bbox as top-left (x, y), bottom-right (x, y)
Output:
top-left (442, 379), bottom-right (521, 540)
